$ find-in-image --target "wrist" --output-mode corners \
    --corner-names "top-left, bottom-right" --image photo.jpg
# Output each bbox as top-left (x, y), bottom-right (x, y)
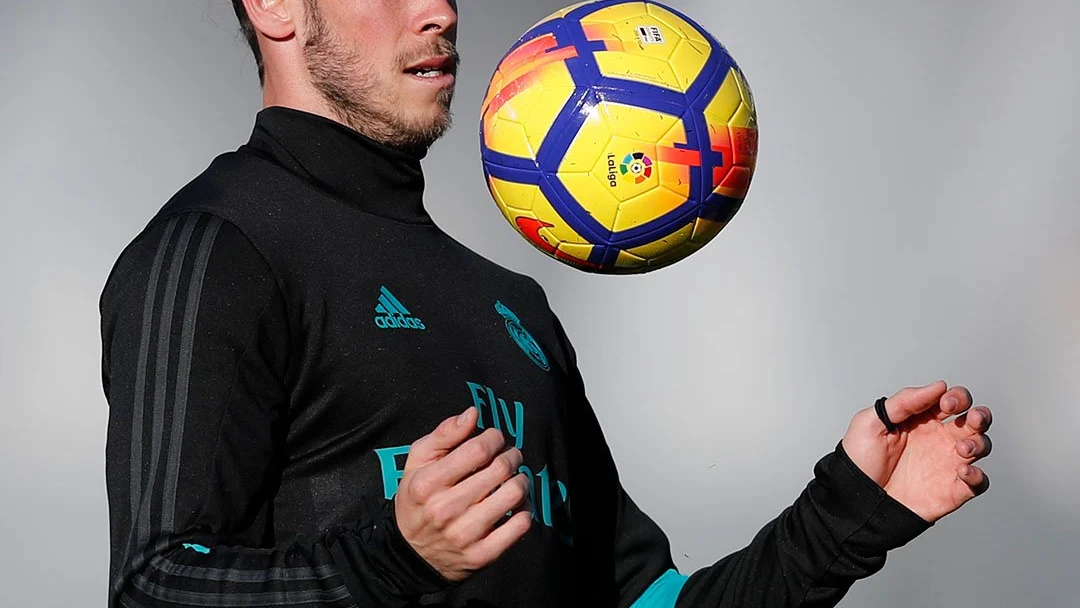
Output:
top-left (328, 498), bottom-right (451, 606)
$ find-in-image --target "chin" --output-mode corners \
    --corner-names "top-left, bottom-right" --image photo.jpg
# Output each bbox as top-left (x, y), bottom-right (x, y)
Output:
top-left (414, 105), bottom-right (453, 132)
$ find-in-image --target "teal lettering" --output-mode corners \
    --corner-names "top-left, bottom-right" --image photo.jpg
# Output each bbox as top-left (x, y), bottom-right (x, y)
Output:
top-left (518, 464), bottom-right (539, 522)
top-left (554, 480), bottom-right (572, 545)
top-left (485, 387), bottom-right (503, 432)
top-left (466, 381), bottom-right (526, 449)
top-left (537, 465), bottom-right (553, 528)
top-left (497, 399), bottom-right (525, 450)
top-left (466, 382), bottom-right (488, 429)
top-left (516, 463), bottom-right (571, 542)
top-left (374, 445), bottom-right (410, 499)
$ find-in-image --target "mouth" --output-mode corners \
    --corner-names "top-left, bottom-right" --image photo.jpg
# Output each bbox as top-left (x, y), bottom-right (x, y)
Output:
top-left (404, 55), bottom-right (457, 81)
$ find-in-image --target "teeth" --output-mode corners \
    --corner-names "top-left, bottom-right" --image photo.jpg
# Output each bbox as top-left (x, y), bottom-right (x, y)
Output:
top-left (414, 69), bottom-right (443, 78)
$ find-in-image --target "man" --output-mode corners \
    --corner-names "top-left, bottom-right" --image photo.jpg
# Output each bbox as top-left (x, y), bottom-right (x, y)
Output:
top-left (100, 1), bottom-right (993, 606)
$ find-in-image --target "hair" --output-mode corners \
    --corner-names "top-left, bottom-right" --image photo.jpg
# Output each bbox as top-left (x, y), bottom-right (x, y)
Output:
top-left (231, 0), bottom-right (265, 84)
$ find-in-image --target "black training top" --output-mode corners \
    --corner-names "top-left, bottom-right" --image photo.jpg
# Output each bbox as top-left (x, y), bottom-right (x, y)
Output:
top-left (100, 107), bottom-right (930, 608)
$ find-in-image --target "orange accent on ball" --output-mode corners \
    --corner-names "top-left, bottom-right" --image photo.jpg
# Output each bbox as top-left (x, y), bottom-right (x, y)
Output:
top-left (514, 216), bottom-right (558, 254)
top-left (483, 36), bottom-right (580, 119)
top-left (500, 34), bottom-right (560, 74)
top-left (731, 127), bottom-right (758, 158)
top-left (555, 249), bottom-right (602, 270)
top-left (514, 216), bottom-right (601, 269)
top-left (486, 73), bottom-right (541, 118)
top-left (657, 146), bottom-right (702, 167)
top-left (720, 166), bottom-right (752, 192)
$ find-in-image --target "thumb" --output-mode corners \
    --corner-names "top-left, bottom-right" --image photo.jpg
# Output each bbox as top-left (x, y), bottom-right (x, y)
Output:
top-left (885, 380), bottom-right (948, 425)
top-left (404, 407), bottom-right (478, 472)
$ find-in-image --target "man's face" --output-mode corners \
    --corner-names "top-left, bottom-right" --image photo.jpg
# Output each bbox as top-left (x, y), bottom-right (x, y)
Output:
top-left (302, 0), bottom-right (459, 151)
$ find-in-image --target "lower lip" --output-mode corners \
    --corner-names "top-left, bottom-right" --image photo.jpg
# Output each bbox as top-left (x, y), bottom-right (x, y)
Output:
top-left (406, 72), bottom-right (456, 87)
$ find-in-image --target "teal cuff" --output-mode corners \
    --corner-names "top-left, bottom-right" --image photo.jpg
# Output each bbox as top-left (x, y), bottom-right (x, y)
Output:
top-left (629, 569), bottom-right (689, 608)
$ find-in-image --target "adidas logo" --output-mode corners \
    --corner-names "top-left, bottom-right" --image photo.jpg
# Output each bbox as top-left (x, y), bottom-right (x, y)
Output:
top-left (374, 286), bottom-right (426, 330)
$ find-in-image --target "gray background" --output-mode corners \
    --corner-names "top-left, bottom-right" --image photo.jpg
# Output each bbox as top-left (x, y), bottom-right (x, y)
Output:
top-left (2, 0), bottom-right (1076, 605)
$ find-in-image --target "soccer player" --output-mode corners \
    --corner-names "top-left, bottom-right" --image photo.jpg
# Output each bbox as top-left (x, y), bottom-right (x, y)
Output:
top-left (100, 1), bottom-right (993, 606)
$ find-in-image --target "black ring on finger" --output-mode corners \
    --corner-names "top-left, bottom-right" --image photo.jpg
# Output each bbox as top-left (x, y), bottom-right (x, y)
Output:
top-left (875, 396), bottom-right (898, 433)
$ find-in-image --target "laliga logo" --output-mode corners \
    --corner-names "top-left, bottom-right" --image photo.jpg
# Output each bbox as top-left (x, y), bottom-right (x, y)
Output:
top-left (606, 152), bottom-right (653, 187)
top-left (621, 152), bottom-right (653, 184)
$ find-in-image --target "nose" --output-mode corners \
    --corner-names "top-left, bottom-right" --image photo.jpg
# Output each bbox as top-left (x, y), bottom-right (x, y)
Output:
top-left (415, 0), bottom-right (458, 39)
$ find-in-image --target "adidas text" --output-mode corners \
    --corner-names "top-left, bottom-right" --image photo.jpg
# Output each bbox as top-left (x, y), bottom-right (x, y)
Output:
top-left (374, 314), bottom-right (426, 330)
top-left (373, 286), bottom-right (426, 331)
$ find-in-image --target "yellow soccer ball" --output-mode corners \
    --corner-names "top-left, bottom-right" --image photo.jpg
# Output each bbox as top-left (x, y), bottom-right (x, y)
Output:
top-left (480, 0), bottom-right (758, 274)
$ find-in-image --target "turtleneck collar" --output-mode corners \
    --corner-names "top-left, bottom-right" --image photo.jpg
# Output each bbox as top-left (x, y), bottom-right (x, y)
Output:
top-left (243, 106), bottom-right (432, 224)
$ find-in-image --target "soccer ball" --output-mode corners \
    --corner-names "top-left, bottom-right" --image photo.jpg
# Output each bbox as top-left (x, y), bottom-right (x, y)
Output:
top-left (480, 0), bottom-right (758, 274)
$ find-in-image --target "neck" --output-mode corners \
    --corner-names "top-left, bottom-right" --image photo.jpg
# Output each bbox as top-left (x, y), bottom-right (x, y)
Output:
top-left (262, 71), bottom-right (345, 132)
top-left (246, 107), bottom-right (432, 223)
top-left (260, 72), bottom-right (432, 158)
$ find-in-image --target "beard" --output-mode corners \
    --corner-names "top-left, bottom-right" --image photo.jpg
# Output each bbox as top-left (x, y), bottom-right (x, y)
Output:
top-left (302, 0), bottom-right (458, 152)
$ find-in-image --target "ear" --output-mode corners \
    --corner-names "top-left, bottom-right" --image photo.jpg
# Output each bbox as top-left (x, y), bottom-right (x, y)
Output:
top-left (240, 0), bottom-right (297, 40)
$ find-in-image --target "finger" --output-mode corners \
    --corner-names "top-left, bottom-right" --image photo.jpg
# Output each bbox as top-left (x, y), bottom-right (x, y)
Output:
top-left (957, 464), bottom-right (990, 499)
top-left (885, 381), bottom-right (948, 425)
top-left (956, 434), bottom-right (992, 460)
top-left (463, 499), bottom-right (533, 567)
top-left (405, 407), bottom-right (478, 472)
top-left (935, 385), bottom-right (974, 420)
top-left (447, 473), bottom-right (531, 548)
top-left (419, 428), bottom-right (508, 490)
top-left (954, 406), bottom-right (993, 434)
top-left (442, 447), bottom-right (524, 514)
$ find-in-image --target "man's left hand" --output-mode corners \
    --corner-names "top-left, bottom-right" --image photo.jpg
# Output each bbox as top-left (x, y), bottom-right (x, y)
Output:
top-left (841, 381), bottom-right (993, 522)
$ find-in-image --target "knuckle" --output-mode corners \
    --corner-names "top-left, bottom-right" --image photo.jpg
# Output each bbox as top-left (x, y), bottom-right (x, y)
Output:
top-left (514, 473), bottom-right (531, 495)
top-left (426, 498), bottom-right (454, 529)
top-left (469, 438), bottom-right (495, 463)
top-left (405, 437), bottom-right (429, 461)
top-left (508, 448), bottom-right (524, 468)
top-left (433, 419), bottom-right (452, 437)
top-left (489, 429), bottom-right (510, 449)
top-left (493, 453), bottom-right (515, 480)
top-left (509, 510), bottom-right (533, 536)
top-left (410, 475), bottom-right (437, 502)
top-left (446, 527), bottom-right (471, 550)
top-left (507, 477), bottom-right (529, 504)
top-left (461, 549), bottom-right (486, 571)
top-left (485, 427), bottom-right (509, 447)
top-left (855, 409), bottom-right (880, 432)
top-left (517, 509), bottom-right (534, 530)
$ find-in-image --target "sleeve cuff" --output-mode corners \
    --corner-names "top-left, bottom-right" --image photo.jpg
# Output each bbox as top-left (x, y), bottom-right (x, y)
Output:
top-left (822, 441), bottom-right (933, 550)
top-left (328, 498), bottom-right (450, 606)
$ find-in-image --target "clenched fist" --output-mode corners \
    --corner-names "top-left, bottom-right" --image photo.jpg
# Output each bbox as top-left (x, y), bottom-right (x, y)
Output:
top-left (394, 407), bottom-right (533, 582)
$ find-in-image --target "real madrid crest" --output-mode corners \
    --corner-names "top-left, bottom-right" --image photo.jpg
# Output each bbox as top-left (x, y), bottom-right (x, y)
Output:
top-left (494, 301), bottom-right (550, 371)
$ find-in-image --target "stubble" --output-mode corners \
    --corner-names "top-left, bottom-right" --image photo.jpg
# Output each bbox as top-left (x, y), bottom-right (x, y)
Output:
top-left (302, 0), bottom-right (457, 151)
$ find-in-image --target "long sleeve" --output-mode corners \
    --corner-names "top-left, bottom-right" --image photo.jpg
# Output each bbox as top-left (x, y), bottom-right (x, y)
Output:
top-left (101, 212), bottom-right (447, 608)
top-left (673, 442), bottom-right (931, 607)
top-left (549, 314), bottom-right (931, 608)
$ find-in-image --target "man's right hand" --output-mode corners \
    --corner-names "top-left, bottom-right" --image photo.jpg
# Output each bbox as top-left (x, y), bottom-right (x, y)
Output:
top-left (395, 407), bottom-right (533, 582)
